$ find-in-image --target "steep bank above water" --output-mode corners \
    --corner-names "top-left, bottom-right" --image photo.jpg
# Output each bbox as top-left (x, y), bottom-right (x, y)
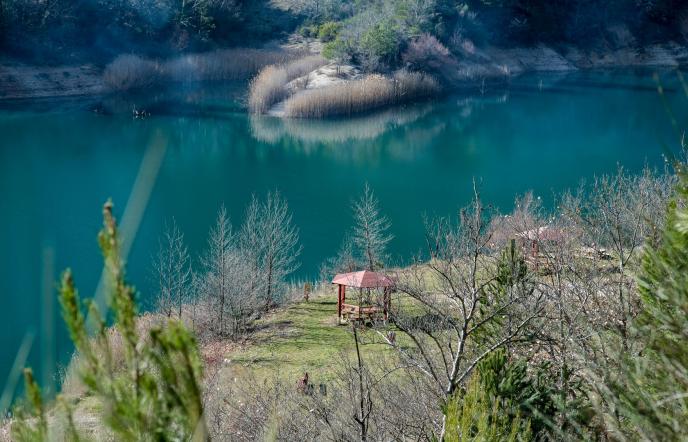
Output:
top-left (261, 41), bottom-right (688, 118)
top-left (2, 42), bottom-right (687, 103)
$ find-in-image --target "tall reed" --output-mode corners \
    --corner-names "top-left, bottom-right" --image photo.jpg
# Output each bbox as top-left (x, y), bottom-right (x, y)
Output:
top-left (248, 55), bottom-right (328, 114)
top-left (103, 54), bottom-right (163, 92)
top-left (104, 48), bottom-right (309, 92)
top-left (282, 71), bottom-right (440, 118)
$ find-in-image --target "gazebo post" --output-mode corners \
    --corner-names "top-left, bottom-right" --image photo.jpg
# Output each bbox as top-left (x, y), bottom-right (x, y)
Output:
top-left (337, 284), bottom-right (341, 321)
top-left (337, 284), bottom-right (346, 322)
top-left (359, 288), bottom-right (363, 321)
top-left (383, 287), bottom-right (390, 320)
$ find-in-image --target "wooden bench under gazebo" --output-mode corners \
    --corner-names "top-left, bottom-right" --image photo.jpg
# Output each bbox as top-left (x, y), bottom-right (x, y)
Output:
top-left (332, 270), bottom-right (394, 324)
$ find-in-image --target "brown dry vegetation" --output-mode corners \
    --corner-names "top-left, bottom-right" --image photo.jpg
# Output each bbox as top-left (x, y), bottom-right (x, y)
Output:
top-left (283, 71), bottom-right (440, 118)
top-left (103, 54), bottom-right (163, 92)
top-left (248, 65), bottom-right (290, 114)
top-left (104, 48), bottom-right (309, 92)
top-left (248, 55), bottom-right (327, 114)
top-left (163, 48), bottom-right (301, 82)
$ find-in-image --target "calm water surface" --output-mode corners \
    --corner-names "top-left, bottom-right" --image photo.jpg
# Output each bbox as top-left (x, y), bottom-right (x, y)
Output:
top-left (0, 69), bottom-right (685, 397)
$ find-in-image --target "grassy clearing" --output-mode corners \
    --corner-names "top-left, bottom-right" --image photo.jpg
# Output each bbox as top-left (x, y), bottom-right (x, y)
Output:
top-left (283, 71), bottom-right (440, 118)
top-left (221, 289), bottom-right (393, 383)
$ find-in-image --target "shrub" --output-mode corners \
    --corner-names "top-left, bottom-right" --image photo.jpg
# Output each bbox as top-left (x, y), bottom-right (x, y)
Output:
top-left (11, 201), bottom-right (207, 441)
top-left (248, 55), bottom-right (327, 114)
top-left (103, 54), bottom-right (162, 92)
top-left (317, 21), bottom-right (341, 42)
top-left (282, 70), bottom-right (439, 118)
top-left (322, 37), bottom-right (353, 64)
top-left (444, 366), bottom-right (532, 441)
top-left (360, 23), bottom-right (399, 68)
top-left (402, 33), bottom-right (453, 72)
top-left (297, 24), bottom-right (320, 38)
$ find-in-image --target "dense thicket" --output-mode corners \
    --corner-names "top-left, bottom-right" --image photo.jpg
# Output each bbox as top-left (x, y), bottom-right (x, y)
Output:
top-left (300, 0), bottom-right (688, 71)
top-left (0, 0), bottom-right (297, 63)
top-left (1, 0), bottom-right (686, 66)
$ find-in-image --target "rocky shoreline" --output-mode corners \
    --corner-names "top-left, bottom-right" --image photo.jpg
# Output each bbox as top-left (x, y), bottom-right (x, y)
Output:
top-left (1, 42), bottom-right (686, 104)
top-left (0, 64), bottom-right (104, 100)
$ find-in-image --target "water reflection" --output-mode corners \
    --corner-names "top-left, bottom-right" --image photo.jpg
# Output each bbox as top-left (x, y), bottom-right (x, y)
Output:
top-left (250, 103), bottom-right (435, 144)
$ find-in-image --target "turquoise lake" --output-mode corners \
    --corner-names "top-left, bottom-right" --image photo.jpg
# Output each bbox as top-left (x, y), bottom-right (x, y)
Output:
top-left (1, 69), bottom-right (686, 399)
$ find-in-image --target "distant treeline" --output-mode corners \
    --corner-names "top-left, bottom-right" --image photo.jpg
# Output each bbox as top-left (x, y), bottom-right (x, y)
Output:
top-left (0, 0), bottom-right (686, 66)
top-left (0, 0), bottom-right (297, 64)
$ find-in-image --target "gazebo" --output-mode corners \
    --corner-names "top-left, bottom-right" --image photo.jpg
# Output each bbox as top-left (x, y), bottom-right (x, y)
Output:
top-left (332, 270), bottom-right (394, 323)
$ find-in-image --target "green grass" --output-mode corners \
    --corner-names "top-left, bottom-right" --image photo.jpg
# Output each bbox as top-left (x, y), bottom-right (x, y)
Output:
top-left (223, 291), bottom-right (393, 382)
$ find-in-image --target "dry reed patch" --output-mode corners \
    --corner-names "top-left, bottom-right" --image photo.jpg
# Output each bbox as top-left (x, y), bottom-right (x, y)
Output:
top-left (163, 48), bottom-right (298, 82)
top-left (248, 65), bottom-right (289, 114)
top-left (103, 54), bottom-right (162, 91)
top-left (248, 55), bottom-right (327, 114)
top-left (104, 48), bottom-right (310, 92)
top-left (283, 71), bottom-right (440, 118)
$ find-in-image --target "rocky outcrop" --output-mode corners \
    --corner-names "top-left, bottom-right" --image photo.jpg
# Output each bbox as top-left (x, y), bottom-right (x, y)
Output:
top-left (488, 45), bottom-right (577, 74)
top-left (443, 42), bottom-right (687, 86)
top-left (564, 42), bottom-right (688, 68)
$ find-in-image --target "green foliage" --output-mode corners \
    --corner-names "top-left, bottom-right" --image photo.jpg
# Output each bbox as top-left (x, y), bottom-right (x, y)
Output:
top-left (317, 21), bottom-right (342, 42)
top-left (298, 24), bottom-right (320, 38)
top-left (444, 354), bottom-right (533, 441)
top-left (476, 349), bottom-right (557, 436)
top-left (600, 169), bottom-right (688, 439)
top-left (473, 240), bottom-right (532, 346)
top-left (11, 369), bottom-right (47, 442)
top-left (360, 23), bottom-right (399, 66)
top-left (13, 200), bottom-right (207, 441)
top-left (322, 37), bottom-right (352, 62)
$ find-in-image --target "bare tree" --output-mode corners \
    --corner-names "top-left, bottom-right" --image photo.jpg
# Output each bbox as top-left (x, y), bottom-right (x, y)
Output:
top-left (320, 233), bottom-right (360, 281)
top-left (349, 325), bottom-right (373, 441)
top-left (200, 205), bottom-right (233, 336)
top-left (241, 192), bottom-right (302, 311)
top-left (261, 191), bottom-right (302, 310)
top-left (382, 188), bottom-right (546, 439)
top-left (563, 166), bottom-right (675, 347)
top-left (239, 194), bottom-right (266, 308)
top-left (152, 218), bottom-right (191, 319)
top-left (352, 184), bottom-right (392, 270)
top-left (223, 248), bottom-right (259, 338)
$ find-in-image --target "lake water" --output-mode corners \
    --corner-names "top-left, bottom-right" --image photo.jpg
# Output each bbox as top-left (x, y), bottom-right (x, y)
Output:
top-left (1, 69), bottom-right (685, 400)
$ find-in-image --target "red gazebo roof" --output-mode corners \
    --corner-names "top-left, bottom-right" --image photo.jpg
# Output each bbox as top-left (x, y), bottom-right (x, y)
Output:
top-left (332, 270), bottom-right (394, 288)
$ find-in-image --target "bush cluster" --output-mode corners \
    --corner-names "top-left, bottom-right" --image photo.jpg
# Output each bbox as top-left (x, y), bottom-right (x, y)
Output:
top-left (308, 0), bottom-right (687, 72)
